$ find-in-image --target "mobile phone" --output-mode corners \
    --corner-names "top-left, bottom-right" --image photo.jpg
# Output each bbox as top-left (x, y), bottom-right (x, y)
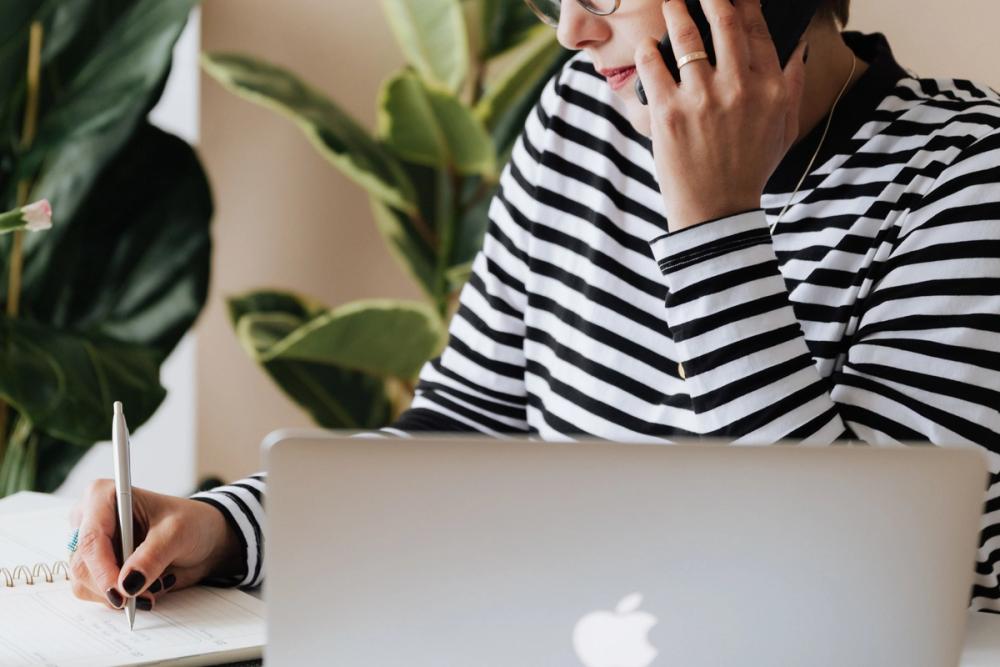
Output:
top-left (635, 0), bottom-right (823, 105)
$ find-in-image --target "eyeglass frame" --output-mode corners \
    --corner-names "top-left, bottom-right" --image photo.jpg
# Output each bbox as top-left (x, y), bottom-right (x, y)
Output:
top-left (524, 0), bottom-right (623, 28)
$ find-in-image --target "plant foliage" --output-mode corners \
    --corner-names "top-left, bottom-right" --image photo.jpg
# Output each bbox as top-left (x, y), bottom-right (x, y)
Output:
top-left (0, 0), bottom-right (212, 495)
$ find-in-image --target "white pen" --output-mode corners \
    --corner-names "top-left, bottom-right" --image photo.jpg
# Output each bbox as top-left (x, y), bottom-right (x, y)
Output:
top-left (112, 401), bottom-right (136, 630)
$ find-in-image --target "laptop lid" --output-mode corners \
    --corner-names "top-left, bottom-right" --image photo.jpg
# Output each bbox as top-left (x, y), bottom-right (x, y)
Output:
top-left (263, 431), bottom-right (987, 667)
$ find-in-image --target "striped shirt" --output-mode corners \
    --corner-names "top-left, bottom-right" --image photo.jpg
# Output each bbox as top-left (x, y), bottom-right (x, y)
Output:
top-left (192, 31), bottom-right (1000, 612)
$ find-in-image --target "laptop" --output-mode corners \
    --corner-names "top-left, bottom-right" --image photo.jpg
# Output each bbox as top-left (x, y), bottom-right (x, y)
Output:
top-left (262, 430), bottom-right (988, 666)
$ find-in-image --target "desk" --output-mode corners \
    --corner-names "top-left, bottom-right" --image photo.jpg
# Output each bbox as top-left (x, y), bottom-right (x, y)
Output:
top-left (961, 611), bottom-right (1000, 666)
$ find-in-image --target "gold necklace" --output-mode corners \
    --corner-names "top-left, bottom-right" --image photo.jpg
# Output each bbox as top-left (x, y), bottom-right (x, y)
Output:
top-left (770, 54), bottom-right (858, 235)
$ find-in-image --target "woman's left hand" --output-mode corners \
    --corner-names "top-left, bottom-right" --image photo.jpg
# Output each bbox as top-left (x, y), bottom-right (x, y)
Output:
top-left (634, 0), bottom-right (809, 233)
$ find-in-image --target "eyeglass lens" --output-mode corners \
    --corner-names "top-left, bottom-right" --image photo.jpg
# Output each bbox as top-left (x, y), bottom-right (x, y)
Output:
top-left (525, 0), bottom-right (619, 27)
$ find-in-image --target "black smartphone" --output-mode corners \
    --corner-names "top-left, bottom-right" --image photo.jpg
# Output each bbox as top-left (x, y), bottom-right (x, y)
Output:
top-left (635, 0), bottom-right (823, 105)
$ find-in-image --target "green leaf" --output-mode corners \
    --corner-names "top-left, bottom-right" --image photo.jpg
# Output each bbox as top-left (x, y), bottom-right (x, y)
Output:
top-left (227, 290), bottom-right (325, 330)
top-left (379, 69), bottom-right (496, 177)
top-left (260, 359), bottom-right (394, 431)
top-left (476, 29), bottom-right (569, 163)
top-left (478, 0), bottom-right (543, 60)
top-left (229, 291), bottom-right (434, 429)
top-left (33, 433), bottom-right (90, 494)
top-left (381, 0), bottom-right (469, 94)
top-left (445, 260), bottom-right (474, 294)
top-left (16, 0), bottom-right (200, 223)
top-left (450, 175), bottom-right (492, 272)
top-left (475, 27), bottom-right (561, 130)
top-left (201, 52), bottom-right (418, 215)
top-left (12, 124), bottom-right (212, 359)
top-left (370, 197), bottom-right (438, 299)
top-left (245, 299), bottom-right (445, 380)
top-left (0, 316), bottom-right (165, 446)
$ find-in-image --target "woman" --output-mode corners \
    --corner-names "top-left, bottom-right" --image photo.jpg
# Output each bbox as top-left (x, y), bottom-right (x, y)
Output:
top-left (69, 0), bottom-right (1000, 614)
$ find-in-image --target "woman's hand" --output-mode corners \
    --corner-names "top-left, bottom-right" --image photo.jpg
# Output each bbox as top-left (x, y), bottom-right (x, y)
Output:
top-left (634, 0), bottom-right (808, 233)
top-left (67, 480), bottom-right (244, 610)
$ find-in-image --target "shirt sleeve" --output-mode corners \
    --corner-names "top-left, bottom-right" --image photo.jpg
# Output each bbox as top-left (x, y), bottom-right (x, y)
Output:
top-left (647, 129), bottom-right (1000, 611)
top-left (189, 474), bottom-right (266, 589)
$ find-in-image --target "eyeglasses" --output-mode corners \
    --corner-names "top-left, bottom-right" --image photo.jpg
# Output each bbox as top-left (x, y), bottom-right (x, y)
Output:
top-left (524, 0), bottom-right (622, 28)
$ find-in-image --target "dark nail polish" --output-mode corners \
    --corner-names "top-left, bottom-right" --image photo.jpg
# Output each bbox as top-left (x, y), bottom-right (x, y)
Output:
top-left (136, 597), bottom-right (153, 611)
top-left (123, 570), bottom-right (146, 596)
top-left (106, 587), bottom-right (124, 609)
top-left (147, 579), bottom-right (162, 594)
top-left (163, 573), bottom-right (177, 589)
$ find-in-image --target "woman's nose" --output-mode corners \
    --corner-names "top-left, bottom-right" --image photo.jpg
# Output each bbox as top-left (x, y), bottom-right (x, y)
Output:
top-left (556, 0), bottom-right (610, 51)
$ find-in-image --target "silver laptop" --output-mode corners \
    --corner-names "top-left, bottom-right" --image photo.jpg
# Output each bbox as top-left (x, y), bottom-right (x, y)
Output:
top-left (262, 431), bottom-right (988, 666)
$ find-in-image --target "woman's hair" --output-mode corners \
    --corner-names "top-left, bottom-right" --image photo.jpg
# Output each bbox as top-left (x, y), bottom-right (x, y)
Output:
top-left (821, 0), bottom-right (851, 27)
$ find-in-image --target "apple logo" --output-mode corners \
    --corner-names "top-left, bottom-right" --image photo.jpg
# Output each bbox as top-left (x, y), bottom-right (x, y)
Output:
top-left (572, 592), bottom-right (659, 667)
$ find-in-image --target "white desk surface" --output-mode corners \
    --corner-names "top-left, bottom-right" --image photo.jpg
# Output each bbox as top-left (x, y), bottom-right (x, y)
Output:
top-left (962, 611), bottom-right (1000, 666)
top-left (1, 492), bottom-right (997, 664)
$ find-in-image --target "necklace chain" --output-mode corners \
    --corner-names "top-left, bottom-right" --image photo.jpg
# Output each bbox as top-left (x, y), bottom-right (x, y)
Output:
top-left (769, 54), bottom-right (858, 235)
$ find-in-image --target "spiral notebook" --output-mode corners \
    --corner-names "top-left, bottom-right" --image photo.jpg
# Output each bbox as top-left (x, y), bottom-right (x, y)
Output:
top-left (0, 495), bottom-right (265, 667)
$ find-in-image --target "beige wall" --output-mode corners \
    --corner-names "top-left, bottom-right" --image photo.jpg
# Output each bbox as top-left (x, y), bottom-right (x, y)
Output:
top-left (196, 1), bottom-right (1000, 482)
top-left (197, 0), bottom-right (416, 480)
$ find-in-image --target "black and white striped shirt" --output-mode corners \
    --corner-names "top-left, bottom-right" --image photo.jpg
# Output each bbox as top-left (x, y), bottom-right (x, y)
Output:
top-left (193, 31), bottom-right (1000, 613)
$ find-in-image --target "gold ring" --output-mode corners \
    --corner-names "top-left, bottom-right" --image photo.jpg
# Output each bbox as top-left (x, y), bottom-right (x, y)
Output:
top-left (677, 50), bottom-right (710, 69)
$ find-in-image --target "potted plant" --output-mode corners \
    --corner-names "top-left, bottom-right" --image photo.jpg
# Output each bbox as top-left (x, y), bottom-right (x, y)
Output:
top-left (205, 0), bottom-right (569, 429)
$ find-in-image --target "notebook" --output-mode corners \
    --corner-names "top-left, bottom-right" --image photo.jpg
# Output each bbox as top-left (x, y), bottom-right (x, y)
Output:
top-left (0, 496), bottom-right (265, 667)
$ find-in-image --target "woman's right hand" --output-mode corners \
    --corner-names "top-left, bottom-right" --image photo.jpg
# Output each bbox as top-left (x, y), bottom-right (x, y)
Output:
top-left (67, 479), bottom-right (244, 610)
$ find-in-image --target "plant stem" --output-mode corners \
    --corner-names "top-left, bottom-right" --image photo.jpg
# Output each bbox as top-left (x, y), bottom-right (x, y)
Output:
top-left (8, 21), bottom-right (43, 317)
top-left (0, 21), bottom-right (44, 474)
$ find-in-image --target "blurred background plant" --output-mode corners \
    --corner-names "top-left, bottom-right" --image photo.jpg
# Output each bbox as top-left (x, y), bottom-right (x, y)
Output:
top-left (205, 0), bottom-right (568, 430)
top-left (0, 0), bottom-right (212, 497)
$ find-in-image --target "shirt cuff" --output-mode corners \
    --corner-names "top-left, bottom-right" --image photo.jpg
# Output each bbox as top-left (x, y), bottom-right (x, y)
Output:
top-left (190, 482), bottom-right (264, 589)
top-left (649, 209), bottom-right (769, 275)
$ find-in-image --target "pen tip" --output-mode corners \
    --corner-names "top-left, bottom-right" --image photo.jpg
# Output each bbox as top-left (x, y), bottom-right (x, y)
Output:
top-left (126, 604), bottom-right (135, 631)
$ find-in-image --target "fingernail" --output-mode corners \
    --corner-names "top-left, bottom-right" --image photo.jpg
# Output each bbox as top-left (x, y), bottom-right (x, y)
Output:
top-left (147, 579), bottom-right (162, 594)
top-left (106, 588), bottom-right (124, 608)
top-left (123, 570), bottom-right (146, 596)
top-left (163, 573), bottom-right (177, 589)
top-left (136, 597), bottom-right (153, 611)
top-left (803, 43), bottom-right (810, 63)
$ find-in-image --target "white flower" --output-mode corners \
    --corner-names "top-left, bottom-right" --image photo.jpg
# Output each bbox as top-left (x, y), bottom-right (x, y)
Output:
top-left (0, 199), bottom-right (54, 234)
top-left (21, 199), bottom-right (53, 231)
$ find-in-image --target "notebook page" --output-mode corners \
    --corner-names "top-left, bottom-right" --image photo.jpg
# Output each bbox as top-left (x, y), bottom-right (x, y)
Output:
top-left (0, 506), bottom-right (265, 666)
top-left (0, 577), bottom-right (265, 666)
top-left (0, 507), bottom-right (75, 567)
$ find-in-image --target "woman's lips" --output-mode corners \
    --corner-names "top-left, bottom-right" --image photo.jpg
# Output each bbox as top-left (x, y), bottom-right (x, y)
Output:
top-left (603, 66), bottom-right (637, 91)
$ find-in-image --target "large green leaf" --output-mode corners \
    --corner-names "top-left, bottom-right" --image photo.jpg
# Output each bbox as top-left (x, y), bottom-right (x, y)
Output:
top-left (379, 69), bottom-right (496, 177)
top-left (259, 359), bottom-right (394, 431)
top-left (13, 0), bottom-right (199, 224)
top-left (247, 299), bottom-right (445, 380)
top-left (4, 124), bottom-right (213, 358)
top-left (201, 52), bottom-right (418, 215)
top-left (228, 292), bottom-right (411, 429)
top-left (0, 316), bottom-right (165, 446)
top-left (381, 0), bottom-right (469, 94)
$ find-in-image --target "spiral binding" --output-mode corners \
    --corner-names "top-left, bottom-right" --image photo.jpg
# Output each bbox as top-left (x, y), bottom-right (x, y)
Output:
top-left (0, 560), bottom-right (70, 587)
